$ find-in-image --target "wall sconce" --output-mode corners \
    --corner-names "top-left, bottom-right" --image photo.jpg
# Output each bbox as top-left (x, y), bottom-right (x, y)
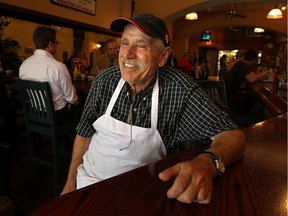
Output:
top-left (185, 12), bottom-right (198, 20)
top-left (92, 42), bottom-right (102, 50)
top-left (267, 5), bottom-right (283, 19)
top-left (254, 28), bottom-right (265, 33)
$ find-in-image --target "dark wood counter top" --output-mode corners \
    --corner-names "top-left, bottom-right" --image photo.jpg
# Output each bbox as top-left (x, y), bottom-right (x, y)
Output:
top-left (249, 82), bottom-right (287, 115)
top-left (31, 114), bottom-right (287, 216)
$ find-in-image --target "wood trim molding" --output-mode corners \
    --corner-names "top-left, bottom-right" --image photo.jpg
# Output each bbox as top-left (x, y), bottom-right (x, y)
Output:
top-left (0, 2), bottom-right (121, 37)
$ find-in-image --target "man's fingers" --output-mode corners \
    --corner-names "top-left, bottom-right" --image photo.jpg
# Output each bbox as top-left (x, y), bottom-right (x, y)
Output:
top-left (158, 164), bottom-right (180, 181)
top-left (193, 186), bottom-right (213, 204)
top-left (166, 172), bottom-right (192, 199)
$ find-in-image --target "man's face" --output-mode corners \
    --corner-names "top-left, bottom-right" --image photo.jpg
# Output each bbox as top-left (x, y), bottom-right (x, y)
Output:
top-left (119, 24), bottom-right (168, 90)
top-left (107, 42), bottom-right (118, 59)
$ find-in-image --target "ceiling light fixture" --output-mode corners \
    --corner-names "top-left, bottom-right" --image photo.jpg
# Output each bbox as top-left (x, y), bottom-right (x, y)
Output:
top-left (185, 12), bottom-right (198, 20)
top-left (254, 28), bottom-right (265, 33)
top-left (267, 5), bottom-right (283, 19)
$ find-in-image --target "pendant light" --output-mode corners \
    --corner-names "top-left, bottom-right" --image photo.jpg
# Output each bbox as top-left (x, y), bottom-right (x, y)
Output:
top-left (254, 28), bottom-right (265, 33)
top-left (267, 5), bottom-right (283, 19)
top-left (185, 12), bottom-right (198, 20)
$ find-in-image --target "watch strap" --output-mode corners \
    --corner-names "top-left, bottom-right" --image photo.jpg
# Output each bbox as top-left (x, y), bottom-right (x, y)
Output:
top-left (202, 151), bottom-right (224, 175)
top-left (202, 151), bottom-right (220, 160)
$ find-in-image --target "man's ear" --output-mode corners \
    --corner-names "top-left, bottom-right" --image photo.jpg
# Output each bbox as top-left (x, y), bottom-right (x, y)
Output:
top-left (46, 42), bottom-right (53, 52)
top-left (159, 47), bottom-right (171, 67)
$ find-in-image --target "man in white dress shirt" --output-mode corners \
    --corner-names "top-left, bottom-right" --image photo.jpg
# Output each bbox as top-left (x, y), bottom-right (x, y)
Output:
top-left (19, 26), bottom-right (82, 125)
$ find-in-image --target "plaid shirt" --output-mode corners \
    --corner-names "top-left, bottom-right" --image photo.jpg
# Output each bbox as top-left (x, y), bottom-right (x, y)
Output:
top-left (77, 66), bottom-right (238, 155)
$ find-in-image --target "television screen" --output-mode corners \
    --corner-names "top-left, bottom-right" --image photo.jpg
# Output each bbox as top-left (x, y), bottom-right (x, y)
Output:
top-left (201, 32), bottom-right (211, 41)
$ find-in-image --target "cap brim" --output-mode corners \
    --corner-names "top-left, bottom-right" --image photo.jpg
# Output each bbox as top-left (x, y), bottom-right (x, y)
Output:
top-left (110, 17), bottom-right (150, 36)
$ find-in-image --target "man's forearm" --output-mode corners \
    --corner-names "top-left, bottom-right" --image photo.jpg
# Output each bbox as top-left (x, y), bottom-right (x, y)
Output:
top-left (208, 129), bottom-right (246, 166)
top-left (66, 135), bottom-right (91, 181)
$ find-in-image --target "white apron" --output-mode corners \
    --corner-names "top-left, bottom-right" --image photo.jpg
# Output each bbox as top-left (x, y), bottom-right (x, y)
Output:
top-left (77, 78), bottom-right (166, 189)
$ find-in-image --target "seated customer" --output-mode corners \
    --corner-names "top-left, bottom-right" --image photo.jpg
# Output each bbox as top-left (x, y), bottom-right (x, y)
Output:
top-left (224, 48), bottom-right (268, 108)
top-left (19, 26), bottom-right (82, 125)
top-left (61, 13), bottom-right (245, 204)
top-left (226, 49), bottom-right (246, 72)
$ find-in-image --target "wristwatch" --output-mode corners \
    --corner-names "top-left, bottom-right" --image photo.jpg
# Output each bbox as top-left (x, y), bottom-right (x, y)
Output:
top-left (202, 151), bottom-right (225, 176)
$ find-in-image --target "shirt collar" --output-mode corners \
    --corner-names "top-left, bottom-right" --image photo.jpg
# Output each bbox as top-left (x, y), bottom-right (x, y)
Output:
top-left (34, 49), bottom-right (55, 59)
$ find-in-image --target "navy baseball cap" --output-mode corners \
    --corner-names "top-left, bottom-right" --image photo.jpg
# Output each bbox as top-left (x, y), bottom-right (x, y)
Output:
top-left (110, 13), bottom-right (171, 47)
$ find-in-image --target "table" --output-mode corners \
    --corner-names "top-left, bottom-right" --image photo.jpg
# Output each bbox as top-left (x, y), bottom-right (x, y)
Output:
top-left (31, 114), bottom-right (287, 216)
top-left (249, 82), bottom-right (287, 115)
top-left (73, 79), bottom-right (92, 102)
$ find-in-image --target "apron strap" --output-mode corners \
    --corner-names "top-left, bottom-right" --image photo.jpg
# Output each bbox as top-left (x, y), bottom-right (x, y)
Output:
top-left (105, 78), bottom-right (125, 115)
top-left (150, 78), bottom-right (159, 129)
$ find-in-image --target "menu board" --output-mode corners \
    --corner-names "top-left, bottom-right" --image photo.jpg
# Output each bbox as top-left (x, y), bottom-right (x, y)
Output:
top-left (51, 0), bottom-right (96, 15)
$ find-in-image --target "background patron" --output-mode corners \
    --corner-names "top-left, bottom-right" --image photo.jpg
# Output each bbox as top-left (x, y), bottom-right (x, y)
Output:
top-left (90, 39), bottom-right (119, 75)
top-left (19, 26), bottom-right (82, 125)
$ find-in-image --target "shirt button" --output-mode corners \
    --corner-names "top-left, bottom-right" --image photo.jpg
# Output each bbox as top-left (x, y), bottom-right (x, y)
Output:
top-left (133, 108), bottom-right (137, 112)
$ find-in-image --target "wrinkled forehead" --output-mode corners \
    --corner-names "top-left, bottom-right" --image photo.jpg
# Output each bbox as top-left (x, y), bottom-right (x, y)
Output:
top-left (121, 24), bottom-right (152, 42)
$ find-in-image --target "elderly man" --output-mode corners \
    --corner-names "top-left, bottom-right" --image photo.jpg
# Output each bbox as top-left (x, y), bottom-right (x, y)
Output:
top-left (61, 13), bottom-right (245, 204)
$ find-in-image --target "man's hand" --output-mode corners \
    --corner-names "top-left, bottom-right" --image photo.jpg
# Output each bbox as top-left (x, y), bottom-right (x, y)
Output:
top-left (158, 155), bottom-right (216, 204)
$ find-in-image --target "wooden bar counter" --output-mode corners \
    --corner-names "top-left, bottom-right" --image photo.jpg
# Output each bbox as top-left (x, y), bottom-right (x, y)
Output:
top-left (249, 81), bottom-right (287, 115)
top-left (32, 114), bottom-right (287, 216)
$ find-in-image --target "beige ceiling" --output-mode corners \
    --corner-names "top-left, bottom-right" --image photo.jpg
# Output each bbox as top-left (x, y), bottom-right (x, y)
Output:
top-left (134, 0), bottom-right (287, 59)
top-left (199, 2), bottom-right (285, 12)
top-left (134, 0), bottom-right (287, 22)
top-left (135, 0), bottom-right (287, 39)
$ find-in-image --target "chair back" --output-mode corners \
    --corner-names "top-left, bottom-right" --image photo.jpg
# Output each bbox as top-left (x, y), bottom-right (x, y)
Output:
top-left (17, 79), bottom-right (76, 195)
top-left (197, 79), bottom-right (227, 105)
top-left (17, 79), bottom-right (56, 127)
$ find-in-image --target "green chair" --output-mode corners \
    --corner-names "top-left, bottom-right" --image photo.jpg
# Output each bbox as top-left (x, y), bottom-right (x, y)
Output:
top-left (17, 79), bottom-right (76, 195)
top-left (197, 79), bottom-right (231, 115)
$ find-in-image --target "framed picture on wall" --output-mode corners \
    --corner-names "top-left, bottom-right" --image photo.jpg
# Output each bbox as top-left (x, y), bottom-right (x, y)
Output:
top-left (51, 0), bottom-right (96, 15)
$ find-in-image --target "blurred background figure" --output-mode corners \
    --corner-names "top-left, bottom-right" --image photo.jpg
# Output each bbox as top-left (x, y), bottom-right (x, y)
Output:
top-left (166, 49), bottom-right (178, 67)
top-left (196, 56), bottom-right (210, 81)
top-left (219, 54), bottom-right (227, 79)
top-left (226, 49), bottom-right (246, 72)
top-left (68, 46), bottom-right (90, 76)
top-left (194, 58), bottom-right (202, 80)
top-left (189, 51), bottom-right (197, 69)
top-left (200, 58), bottom-right (211, 80)
top-left (177, 51), bottom-right (196, 79)
top-left (90, 39), bottom-right (119, 75)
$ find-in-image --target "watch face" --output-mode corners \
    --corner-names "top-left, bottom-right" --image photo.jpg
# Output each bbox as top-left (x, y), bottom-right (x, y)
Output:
top-left (219, 160), bottom-right (225, 173)
top-left (216, 159), bottom-right (225, 174)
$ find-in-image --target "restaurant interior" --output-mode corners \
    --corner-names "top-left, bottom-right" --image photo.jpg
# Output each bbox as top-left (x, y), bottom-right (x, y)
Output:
top-left (0, 0), bottom-right (287, 215)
